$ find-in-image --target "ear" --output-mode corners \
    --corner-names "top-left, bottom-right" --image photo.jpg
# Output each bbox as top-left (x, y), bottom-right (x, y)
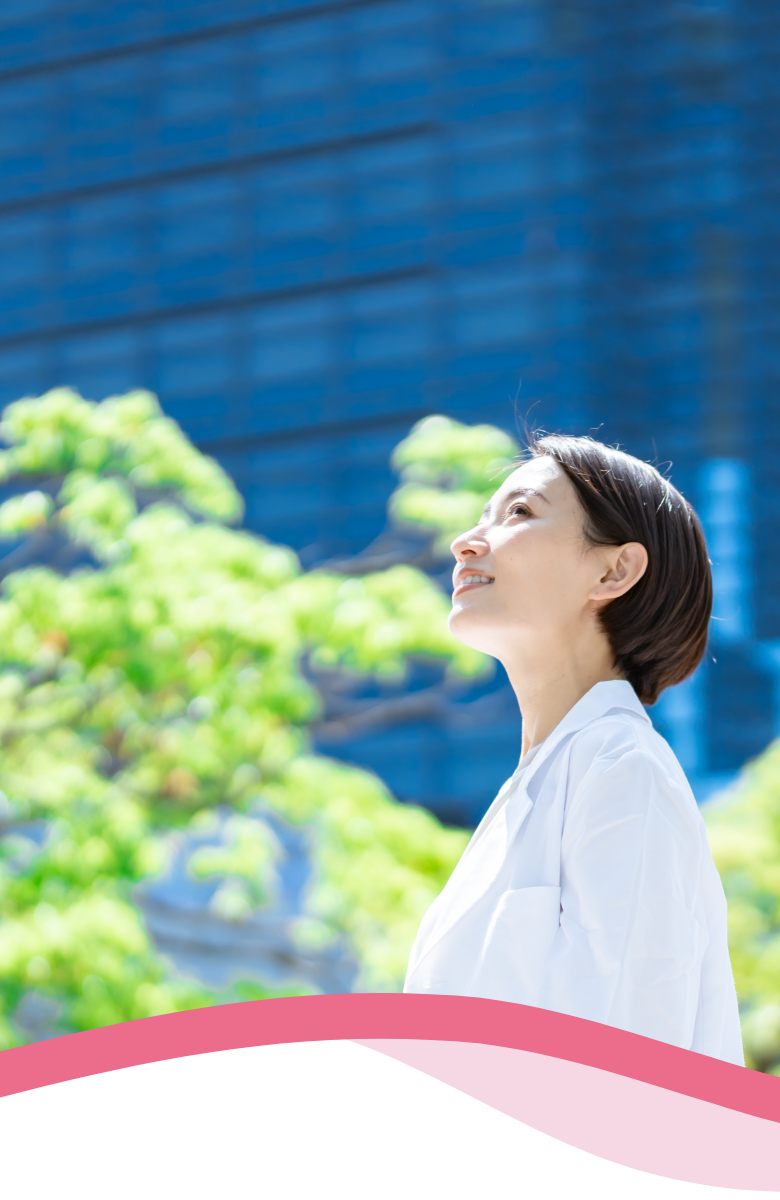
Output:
top-left (589, 542), bottom-right (648, 606)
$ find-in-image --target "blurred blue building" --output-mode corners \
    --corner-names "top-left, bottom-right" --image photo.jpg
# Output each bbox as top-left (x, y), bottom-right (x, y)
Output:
top-left (0, 0), bottom-right (776, 822)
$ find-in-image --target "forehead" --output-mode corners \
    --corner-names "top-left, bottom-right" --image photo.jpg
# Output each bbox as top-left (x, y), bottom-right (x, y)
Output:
top-left (491, 455), bottom-right (565, 503)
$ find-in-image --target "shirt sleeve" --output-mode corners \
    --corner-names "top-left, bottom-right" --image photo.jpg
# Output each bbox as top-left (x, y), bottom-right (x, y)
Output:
top-left (537, 734), bottom-right (708, 1049)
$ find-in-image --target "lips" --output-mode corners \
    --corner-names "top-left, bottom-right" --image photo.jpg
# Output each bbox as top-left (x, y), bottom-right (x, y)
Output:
top-left (452, 572), bottom-right (494, 598)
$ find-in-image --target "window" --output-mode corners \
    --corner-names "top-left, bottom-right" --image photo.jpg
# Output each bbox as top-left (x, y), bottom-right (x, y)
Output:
top-left (257, 189), bottom-right (336, 235)
top-left (252, 330), bottom-right (334, 378)
top-left (257, 49), bottom-right (337, 98)
top-left (350, 319), bottom-right (429, 361)
top-left (158, 205), bottom-right (235, 254)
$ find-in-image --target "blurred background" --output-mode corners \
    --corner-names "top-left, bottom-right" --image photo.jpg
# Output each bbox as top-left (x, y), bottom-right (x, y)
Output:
top-left (1, 0), bottom-right (780, 1064)
top-left (3, 0), bottom-right (775, 813)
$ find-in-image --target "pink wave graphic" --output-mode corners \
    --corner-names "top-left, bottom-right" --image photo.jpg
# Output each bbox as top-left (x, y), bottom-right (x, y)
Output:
top-left (0, 994), bottom-right (777, 1188)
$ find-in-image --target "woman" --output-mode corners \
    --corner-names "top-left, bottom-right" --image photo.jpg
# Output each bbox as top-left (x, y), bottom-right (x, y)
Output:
top-left (403, 434), bottom-right (744, 1066)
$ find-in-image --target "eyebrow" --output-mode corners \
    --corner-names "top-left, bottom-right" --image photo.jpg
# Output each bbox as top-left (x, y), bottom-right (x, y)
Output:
top-left (481, 486), bottom-right (549, 519)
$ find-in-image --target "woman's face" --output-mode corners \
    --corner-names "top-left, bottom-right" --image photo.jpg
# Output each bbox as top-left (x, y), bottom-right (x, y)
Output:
top-left (448, 455), bottom-right (612, 657)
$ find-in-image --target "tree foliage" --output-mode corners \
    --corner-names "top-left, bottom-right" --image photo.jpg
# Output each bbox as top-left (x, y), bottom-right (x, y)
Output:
top-left (0, 391), bottom-right (486, 1046)
top-left (390, 414), bottom-right (519, 553)
top-left (705, 751), bottom-right (780, 1072)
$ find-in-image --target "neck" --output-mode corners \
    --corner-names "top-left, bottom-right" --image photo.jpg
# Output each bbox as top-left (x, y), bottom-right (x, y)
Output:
top-left (501, 632), bottom-right (623, 759)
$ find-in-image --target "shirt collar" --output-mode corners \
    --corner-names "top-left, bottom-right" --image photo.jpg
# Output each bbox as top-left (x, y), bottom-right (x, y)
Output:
top-left (516, 679), bottom-right (651, 788)
top-left (553, 678), bottom-right (651, 737)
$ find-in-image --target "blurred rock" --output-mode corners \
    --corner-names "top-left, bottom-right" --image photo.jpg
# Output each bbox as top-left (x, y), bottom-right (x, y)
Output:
top-left (135, 807), bottom-right (359, 997)
top-left (14, 991), bottom-right (62, 1042)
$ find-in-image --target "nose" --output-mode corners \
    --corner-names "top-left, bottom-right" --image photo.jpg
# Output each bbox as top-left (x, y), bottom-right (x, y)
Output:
top-left (450, 524), bottom-right (489, 562)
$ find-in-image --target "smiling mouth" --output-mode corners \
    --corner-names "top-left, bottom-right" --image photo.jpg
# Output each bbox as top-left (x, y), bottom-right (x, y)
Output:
top-left (453, 573), bottom-right (494, 597)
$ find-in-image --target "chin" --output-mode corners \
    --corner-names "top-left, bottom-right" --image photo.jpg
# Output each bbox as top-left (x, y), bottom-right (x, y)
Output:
top-left (447, 604), bottom-right (492, 652)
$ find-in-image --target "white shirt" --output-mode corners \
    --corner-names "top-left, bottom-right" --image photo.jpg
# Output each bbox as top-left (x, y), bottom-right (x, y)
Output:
top-left (404, 680), bottom-right (744, 1066)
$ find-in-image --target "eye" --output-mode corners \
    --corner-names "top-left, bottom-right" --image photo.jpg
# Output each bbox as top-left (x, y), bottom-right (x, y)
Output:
top-left (507, 502), bottom-right (531, 518)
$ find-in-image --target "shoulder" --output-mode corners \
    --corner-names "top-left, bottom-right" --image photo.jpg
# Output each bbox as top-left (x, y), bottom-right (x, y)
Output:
top-left (564, 710), bottom-right (653, 776)
top-left (567, 709), bottom-right (685, 778)
top-left (564, 711), bottom-right (700, 824)
top-left (569, 710), bottom-right (647, 761)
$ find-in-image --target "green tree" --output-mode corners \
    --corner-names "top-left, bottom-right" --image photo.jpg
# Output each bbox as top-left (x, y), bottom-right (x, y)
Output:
top-left (390, 413), bottom-right (519, 555)
top-left (0, 392), bottom-right (490, 1047)
top-left (705, 751), bottom-right (780, 1072)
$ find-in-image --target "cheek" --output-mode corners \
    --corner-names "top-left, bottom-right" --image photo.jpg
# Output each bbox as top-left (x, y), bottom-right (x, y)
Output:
top-left (497, 532), bottom-right (588, 606)
top-left (497, 531), bottom-right (560, 583)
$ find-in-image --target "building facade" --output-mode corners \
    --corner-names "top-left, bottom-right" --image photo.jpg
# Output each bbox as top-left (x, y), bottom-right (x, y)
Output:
top-left (0, 0), bottom-right (777, 822)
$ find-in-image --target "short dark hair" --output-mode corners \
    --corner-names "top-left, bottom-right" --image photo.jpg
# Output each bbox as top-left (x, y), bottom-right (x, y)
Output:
top-left (531, 434), bottom-right (712, 706)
